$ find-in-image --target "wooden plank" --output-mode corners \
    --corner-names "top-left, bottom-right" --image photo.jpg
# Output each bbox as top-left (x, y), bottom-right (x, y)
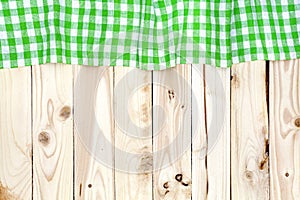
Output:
top-left (191, 65), bottom-right (230, 200)
top-left (269, 59), bottom-right (300, 200)
top-left (153, 65), bottom-right (192, 199)
top-left (191, 64), bottom-right (207, 200)
top-left (205, 65), bottom-right (231, 199)
top-left (0, 67), bottom-right (32, 200)
top-left (32, 64), bottom-right (73, 199)
top-left (114, 67), bottom-right (152, 200)
top-left (231, 61), bottom-right (269, 199)
top-left (74, 66), bottom-right (115, 199)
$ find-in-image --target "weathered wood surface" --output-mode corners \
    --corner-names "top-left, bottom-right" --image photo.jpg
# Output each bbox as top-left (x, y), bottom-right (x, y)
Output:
top-left (74, 66), bottom-right (115, 199)
top-left (270, 60), bottom-right (300, 200)
top-left (114, 67), bottom-right (152, 200)
top-left (231, 61), bottom-right (269, 199)
top-left (205, 65), bottom-right (231, 199)
top-left (191, 64), bottom-right (230, 200)
top-left (32, 64), bottom-right (73, 199)
top-left (0, 60), bottom-right (299, 199)
top-left (153, 65), bottom-right (192, 199)
top-left (0, 67), bottom-right (32, 200)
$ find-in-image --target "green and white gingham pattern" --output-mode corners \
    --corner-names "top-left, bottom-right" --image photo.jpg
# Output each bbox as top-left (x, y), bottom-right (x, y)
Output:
top-left (0, 0), bottom-right (300, 70)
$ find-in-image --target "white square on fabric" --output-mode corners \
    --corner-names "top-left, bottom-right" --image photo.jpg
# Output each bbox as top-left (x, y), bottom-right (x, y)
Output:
top-left (220, 45), bottom-right (227, 53)
top-left (84, 1), bottom-right (91, 8)
top-left (25, 14), bottom-right (33, 22)
top-left (27, 29), bottom-right (35, 37)
top-left (240, 14), bottom-right (247, 21)
top-left (132, 18), bottom-right (139, 26)
top-left (257, 53), bottom-right (264, 59)
top-left (23, 1), bottom-right (31, 8)
top-left (8, 1), bottom-right (17, 9)
top-left (287, 39), bottom-right (294, 46)
top-left (220, 60), bottom-right (227, 66)
top-left (107, 16), bottom-right (114, 25)
top-left (284, 26), bottom-right (291, 33)
top-left (14, 30), bottom-right (22, 38)
top-left (116, 59), bottom-right (123, 66)
top-left (279, 53), bottom-right (285, 60)
top-left (11, 15), bottom-right (19, 24)
top-left (70, 28), bottom-right (77, 36)
top-left (268, 54), bottom-right (275, 60)
top-left (83, 15), bottom-right (89, 23)
top-left (242, 27), bottom-right (248, 35)
top-left (48, 11), bottom-right (54, 20)
top-left (256, 40), bottom-right (262, 47)
top-left (105, 31), bottom-right (112, 39)
top-left (82, 29), bottom-right (88, 37)
top-left (177, 2), bottom-right (184, 10)
top-left (230, 29), bottom-right (236, 36)
top-left (120, 17), bottom-right (127, 25)
top-left (264, 26), bottom-right (271, 33)
top-left (166, 5), bottom-right (173, 14)
top-left (71, 43), bottom-right (77, 50)
top-left (296, 10), bottom-right (300, 18)
top-left (262, 12), bottom-right (269, 20)
top-left (232, 56), bottom-right (239, 64)
top-left (30, 43), bottom-right (37, 51)
top-left (18, 59), bottom-right (25, 67)
top-left (16, 45), bottom-right (23, 52)
top-left (107, 2), bottom-right (114, 10)
top-left (282, 12), bottom-right (289, 19)
top-left (50, 55), bottom-right (57, 63)
top-left (187, 15), bottom-right (193, 23)
top-left (129, 60), bottom-right (136, 67)
top-left (244, 41), bottom-right (250, 48)
top-left (232, 42), bottom-right (238, 50)
top-left (71, 57), bottom-right (78, 64)
top-left (3, 61), bottom-right (11, 68)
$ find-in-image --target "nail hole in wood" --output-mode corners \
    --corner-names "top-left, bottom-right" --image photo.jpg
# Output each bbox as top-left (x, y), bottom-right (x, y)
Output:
top-left (285, 172), bottom-right (289, 177)
top-left (88, 184), bottom-right (92, 188)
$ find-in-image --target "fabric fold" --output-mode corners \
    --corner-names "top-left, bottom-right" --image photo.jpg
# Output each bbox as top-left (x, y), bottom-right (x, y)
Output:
top-left (0, 0), bottom-right (300, 70)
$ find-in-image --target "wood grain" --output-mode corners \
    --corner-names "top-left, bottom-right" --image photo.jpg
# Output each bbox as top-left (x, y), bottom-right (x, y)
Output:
top-left (191, 64), bottom-right (207, 200)
top-left (153, 65), bottom-right (192, 200)
top-left (269, 60), bottom-right (300, 200)
top-left (32, 64), bottom-right (73, 199)
top-left (205, 65), bottom-right (230, 199)
top-left (0, 67), bottom-right (32, 200)
top-left (114, 67), bottom-right (152, 200)
top-left (74, 66), bottom-right (115, 199)
top-left (231, 61), bottom-right (269, 199)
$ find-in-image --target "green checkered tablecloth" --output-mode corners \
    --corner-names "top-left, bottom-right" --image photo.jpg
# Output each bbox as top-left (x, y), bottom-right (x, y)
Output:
top-left (1, 1), bottom-right (300, 70)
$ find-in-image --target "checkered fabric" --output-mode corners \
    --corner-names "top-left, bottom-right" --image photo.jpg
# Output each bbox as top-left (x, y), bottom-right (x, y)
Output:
top-left (0, 1), bottom-right (300, 70)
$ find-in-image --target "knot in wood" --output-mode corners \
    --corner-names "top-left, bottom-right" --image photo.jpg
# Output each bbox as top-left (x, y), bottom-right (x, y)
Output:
top-left (163, 182), bottom-right (169, 189)
top-left (59, 106), bottom-right (71, 120)
top-left (175, 174), bottom-right (183, 182)
top-left (245, 170), bottom-right (253, 180)
top-left (294, 118), bottom-right (300, 128)
top-left (38, 131), bottom-right (50, 145)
